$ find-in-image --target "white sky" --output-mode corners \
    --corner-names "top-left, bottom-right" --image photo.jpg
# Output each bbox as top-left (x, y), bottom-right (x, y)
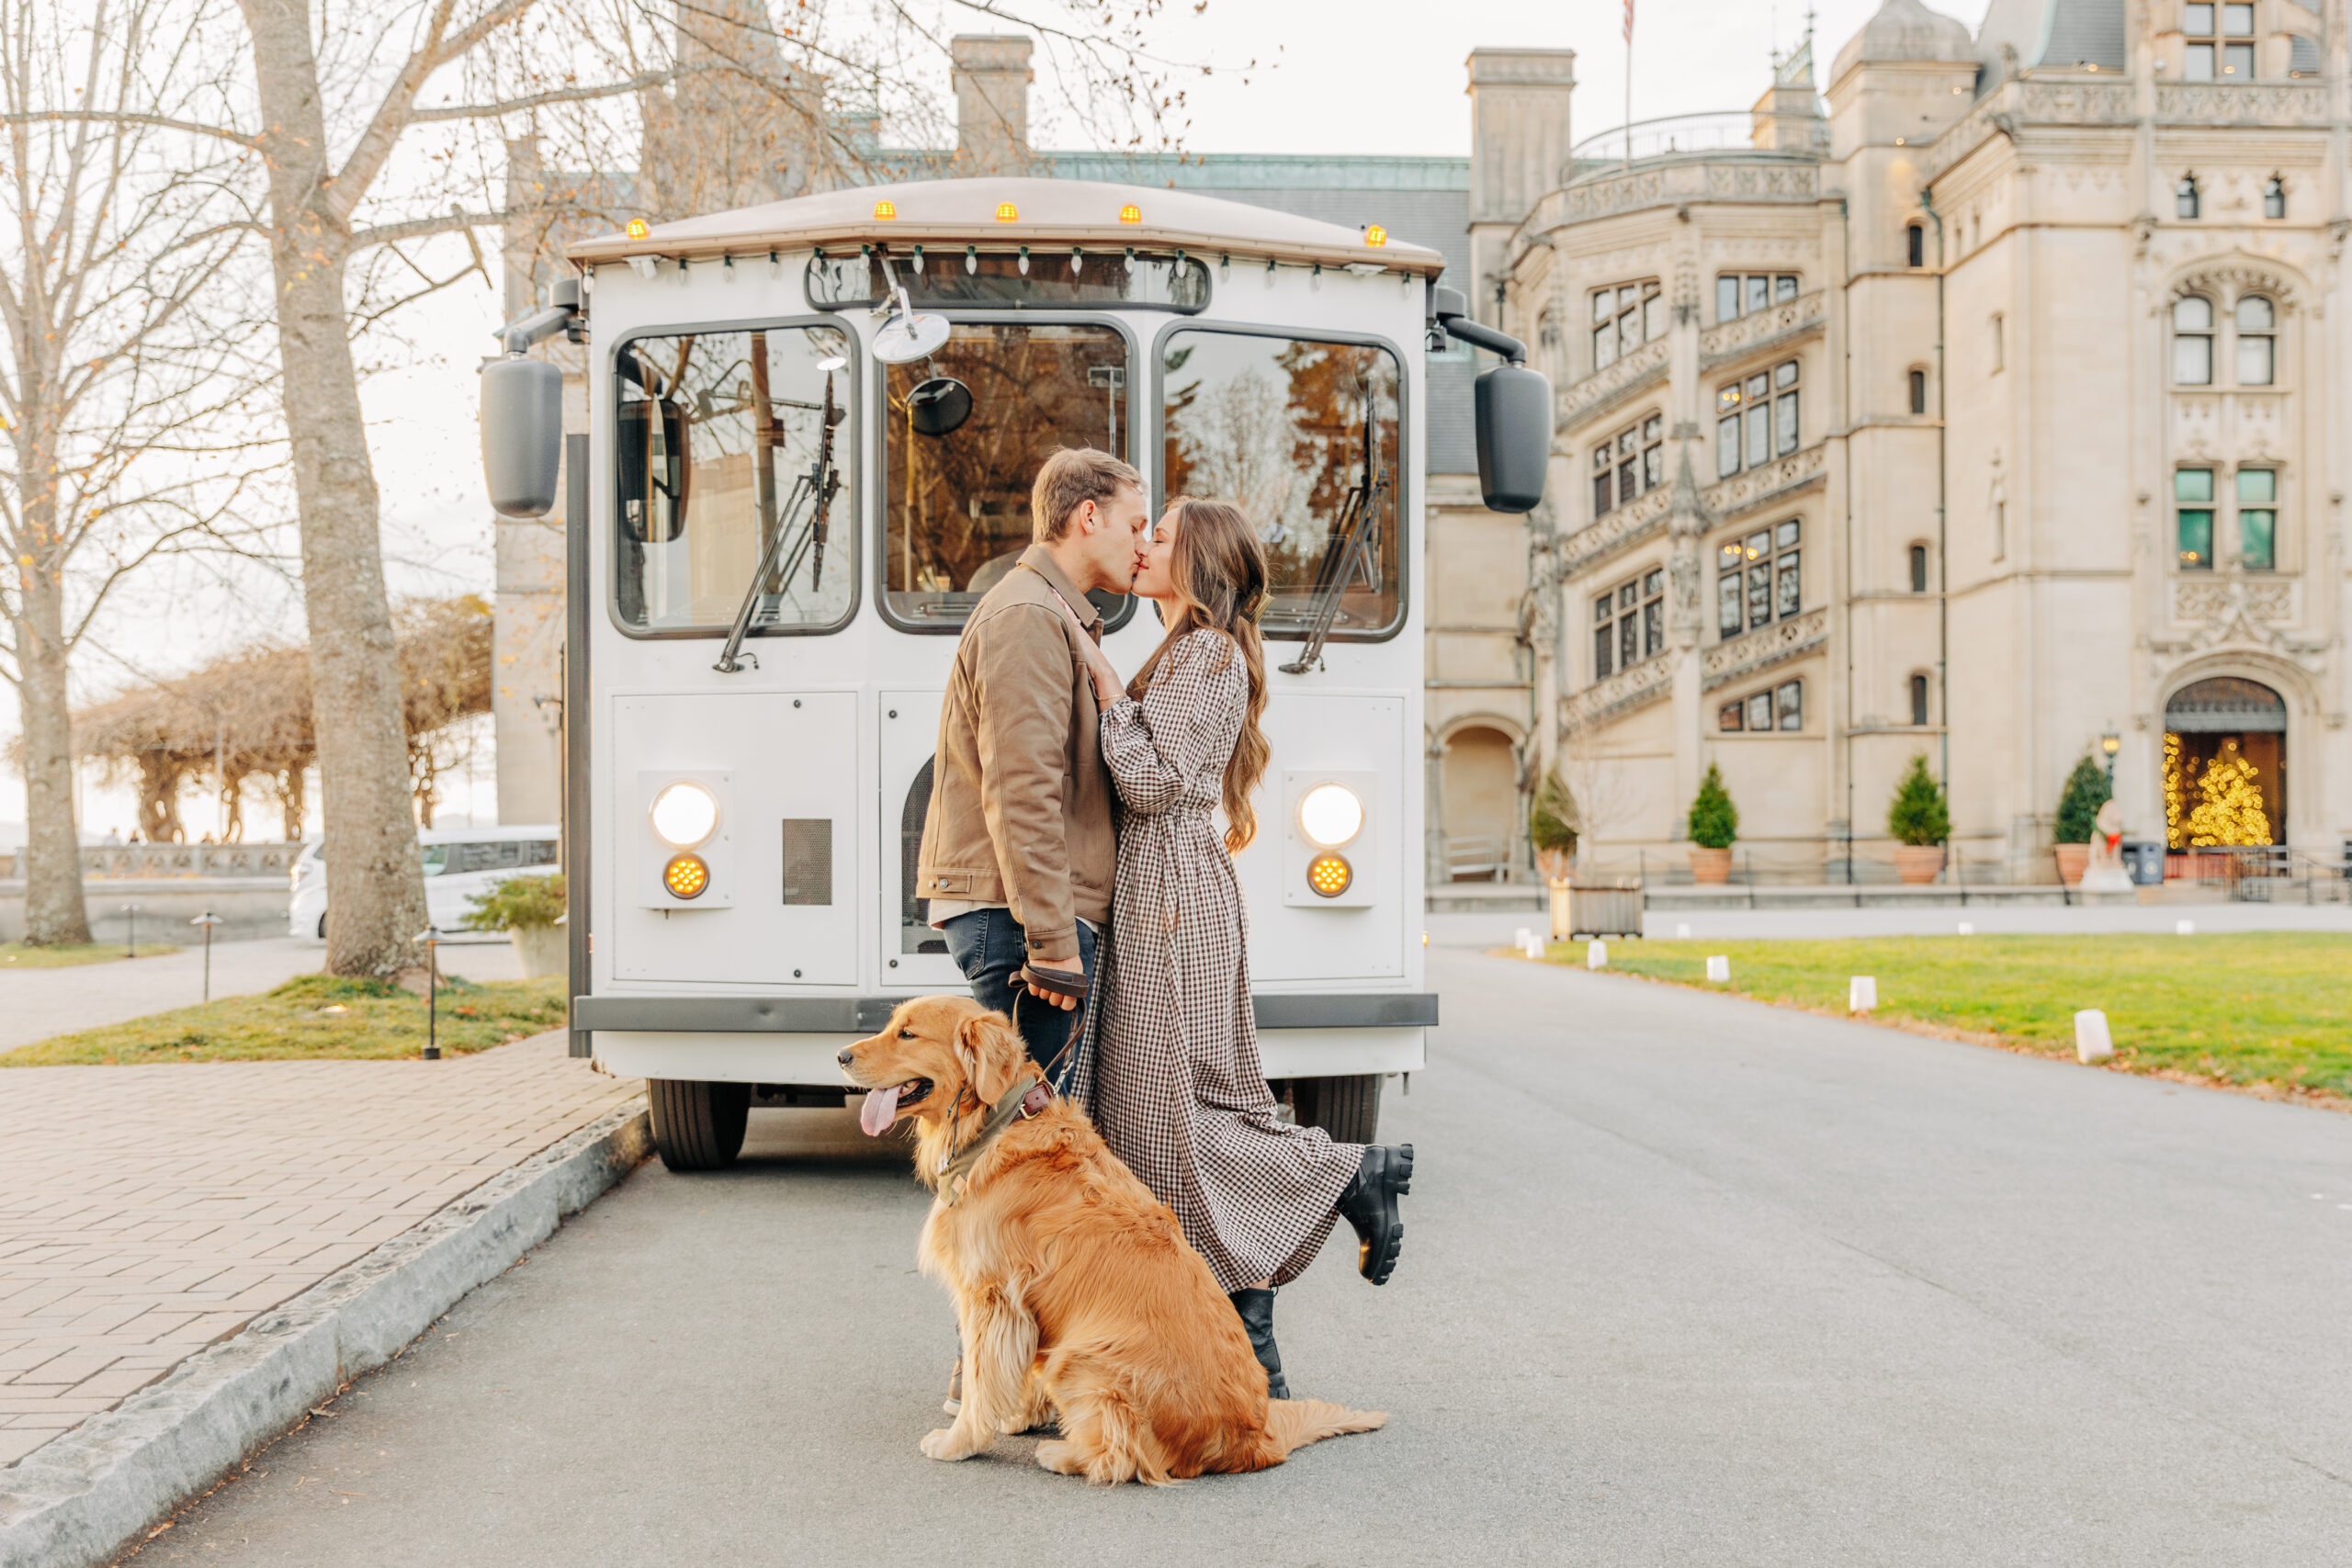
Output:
top-left (4, 0), bottom-right (1991, 844)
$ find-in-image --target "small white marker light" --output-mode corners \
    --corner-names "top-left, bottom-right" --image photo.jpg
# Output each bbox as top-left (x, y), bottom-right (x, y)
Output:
top-left (1514, 928), bottom-right (1532, 949)
top-left (2176, 919), bottom-right (2196, 936)
top-left (1957, 921), bottom-right (1975, 935)
top-left (1706, 954), bottom-right (1731, 983)
top-left (1849, 976), bottom-right (1878, 1014)
top-left (2075, 1009), bottom-right (2115, 1064)
top-left (1676, 922), bottom-right (1692, 940)
top-left (1587, 941), bottom-right (1608, 971)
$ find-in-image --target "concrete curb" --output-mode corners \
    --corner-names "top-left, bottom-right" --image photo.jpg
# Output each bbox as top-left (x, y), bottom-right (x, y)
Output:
top-left (0, 1095), bottom-right (650, 1568)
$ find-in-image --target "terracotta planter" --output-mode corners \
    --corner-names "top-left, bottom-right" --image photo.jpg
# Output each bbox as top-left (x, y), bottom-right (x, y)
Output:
top-left (1688, 846), bottom-right (1734, 885)
top-left (2053, 844), bottom-right (2089, 886)
top-left (509, 923), bottom-right (567, 979)
top-left (1893, 845), bottom-right (1946, 886)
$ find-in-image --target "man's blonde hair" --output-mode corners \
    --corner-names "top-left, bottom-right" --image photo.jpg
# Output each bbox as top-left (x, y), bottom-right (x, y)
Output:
top-left (1031, 446), bottom-right (1144, 543)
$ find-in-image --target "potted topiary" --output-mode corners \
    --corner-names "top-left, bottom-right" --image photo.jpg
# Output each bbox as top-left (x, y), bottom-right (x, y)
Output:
top-left (462, 871), bottom-right (567, 979)
top-left (1529, 768), bottom-right (1579, 884)
top-left (1886, 753), bottom-right (1951, 884)
top-left (1686, 762), bottom-right (1737, 885)
top-left (2052, 753), bottom-right (2110, 886)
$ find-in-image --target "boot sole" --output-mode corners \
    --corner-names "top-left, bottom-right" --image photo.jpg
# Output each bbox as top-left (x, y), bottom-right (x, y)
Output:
top-left (1357, 1144), bottom-right (1413, 1286)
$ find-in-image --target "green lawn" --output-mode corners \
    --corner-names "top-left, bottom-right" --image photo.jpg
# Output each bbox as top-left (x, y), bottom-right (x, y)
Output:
top-left (4, 973), bottom-right (568, 1066)
top-left (0, 942), bottom-right (180, 968)
top-left (1542, 934), bottom-right (2352, 1100)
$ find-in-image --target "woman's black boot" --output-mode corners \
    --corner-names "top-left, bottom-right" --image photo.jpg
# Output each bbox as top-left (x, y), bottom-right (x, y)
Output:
top-left (1227, 1288), bottom-right (1289, 1399)
top-left (1334, 1144), bottom-right (1413, 1285)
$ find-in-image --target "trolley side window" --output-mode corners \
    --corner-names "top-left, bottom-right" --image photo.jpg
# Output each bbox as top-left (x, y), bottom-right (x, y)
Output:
top-left (614, 323), bottom-right (854, 637)
top-left (882, 321), bottom-right (1131, 628)
top-left (1160, 331), bottom-right (1403, 642)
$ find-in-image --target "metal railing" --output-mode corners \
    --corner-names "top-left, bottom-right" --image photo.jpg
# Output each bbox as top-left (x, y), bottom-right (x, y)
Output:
top-left (2215, 845), bottom-right (2352, 904)
top-left (1569, 112), bottom-right (1760, 165)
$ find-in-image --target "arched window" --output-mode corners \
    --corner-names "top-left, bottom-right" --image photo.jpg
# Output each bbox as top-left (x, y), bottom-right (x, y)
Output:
top-left (2263, 176), bottom-right (2286, 220)
top-left (2172, 297), bottom-right (2213, 384)
top-left (1909, 673), bottom-right (1930, 728)
top-left (1905, 223), bottom-right (1924, 267)
top-left (1908, 543), bottom-right (1929, 593)
top-left (2176, 175), bottom-right (2200, 220)
top-left (2234, 295), bottom-right (2275, 385)
top-left (1907, 368), bottom-right (1927, 414)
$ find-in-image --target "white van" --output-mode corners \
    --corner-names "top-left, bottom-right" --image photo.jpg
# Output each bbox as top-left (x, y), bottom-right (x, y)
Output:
top-left (288, 825), bottom-right (561, 940)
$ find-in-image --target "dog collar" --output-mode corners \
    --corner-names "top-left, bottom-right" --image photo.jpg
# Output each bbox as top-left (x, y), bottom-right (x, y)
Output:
top-left (935, 1072), bottom-right (1051, 1204)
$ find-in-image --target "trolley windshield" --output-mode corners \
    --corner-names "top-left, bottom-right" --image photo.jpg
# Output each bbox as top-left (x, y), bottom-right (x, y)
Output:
top-left (1161, 330), bottom-right (1402, 641)
top-left (882, 321), bottom-right (1131, 626)
top-left (614, 322), bottom-right (854, 636)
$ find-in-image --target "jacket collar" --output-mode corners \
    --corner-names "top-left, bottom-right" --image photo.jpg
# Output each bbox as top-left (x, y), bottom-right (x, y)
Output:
top-left (1019, 544), bottom-right (1102, 633)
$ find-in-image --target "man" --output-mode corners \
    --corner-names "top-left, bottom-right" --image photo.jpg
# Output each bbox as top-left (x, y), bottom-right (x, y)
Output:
top-left (917, 446), bottom-right (1149, 1082)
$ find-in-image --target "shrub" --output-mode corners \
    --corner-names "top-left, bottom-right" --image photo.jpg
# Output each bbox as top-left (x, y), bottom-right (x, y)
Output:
top-left (460, 871), bottom-right (567, 931)
top-left (1529, 769), bottom-right (1579, 856)
top-left (1687, 763), bottom-right (1738, 850)
top-left (1886, 753), bottom-right (1951, 847)
top-left (2053, 754), bottom-right (2111, 844)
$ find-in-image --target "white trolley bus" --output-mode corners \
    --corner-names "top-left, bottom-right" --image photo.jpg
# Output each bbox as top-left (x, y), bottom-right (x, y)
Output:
top-left (481, 177), bottom-right (1547, 1171)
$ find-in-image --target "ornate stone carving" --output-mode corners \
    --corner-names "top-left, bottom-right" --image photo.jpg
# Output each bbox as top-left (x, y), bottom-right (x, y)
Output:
top-left (1701, 442), bottom-right (1826, 522)
top-left (2166, 262), bottom-right (2301, 312)
top-left (2174, 577), bottom-right (2291, 626)
top-left (1700, 606), bottom-right (1828, 691)
top-left (1559, 651), bottom-right (1673, 732)
top-left (1556, 158), bottom-right (1817, 225)
top-left (1698, 289), bottom-right (1826, 370)
top-left (1556, 485), bottom-right (1673, 579)
top-left (1556, 335), bottom-right (1668, 432)
top-left (2155, 83), bottom-right (2328, 126)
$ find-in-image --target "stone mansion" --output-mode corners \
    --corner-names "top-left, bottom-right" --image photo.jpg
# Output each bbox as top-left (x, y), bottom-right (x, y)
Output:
top-left (1476, 0), bottom-right (2349, 882)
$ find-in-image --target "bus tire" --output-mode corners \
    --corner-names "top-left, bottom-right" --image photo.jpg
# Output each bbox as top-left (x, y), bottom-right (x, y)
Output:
top-left (1292, 1074), bottom-right (1381, 1145)
top-left (648, 1079), bottom-right (750, 1171)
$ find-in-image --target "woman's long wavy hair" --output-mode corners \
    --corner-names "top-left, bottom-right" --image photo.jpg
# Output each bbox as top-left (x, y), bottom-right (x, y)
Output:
top-left (1127, 497), bottom-right (1271, 853)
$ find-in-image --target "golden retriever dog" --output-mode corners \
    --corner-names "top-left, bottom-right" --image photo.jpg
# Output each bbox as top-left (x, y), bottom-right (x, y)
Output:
top-left (838, 994), bottom-right (1385, 1484)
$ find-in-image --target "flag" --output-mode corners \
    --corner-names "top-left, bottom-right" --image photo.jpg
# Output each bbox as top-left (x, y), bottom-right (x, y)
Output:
top-left (1623, 0), bottom-right (1634, 44)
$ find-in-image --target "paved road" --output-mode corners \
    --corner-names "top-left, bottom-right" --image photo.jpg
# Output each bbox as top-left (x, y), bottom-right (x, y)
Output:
top-left (125, 951), bottom-right (2352, 1566)
top-left (0, 936), bottom-right (518, 1053)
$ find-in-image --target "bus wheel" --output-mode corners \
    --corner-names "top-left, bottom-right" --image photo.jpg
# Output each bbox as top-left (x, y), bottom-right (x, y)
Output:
top-left (648, 1079), bottom-right (750, 1171)
top-left (1291, 1074), bottom-right (1382, 1145)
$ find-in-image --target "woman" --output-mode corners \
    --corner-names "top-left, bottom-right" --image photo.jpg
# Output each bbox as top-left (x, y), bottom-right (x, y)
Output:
top-left (1055, 496), bottom-right (1413, 1400)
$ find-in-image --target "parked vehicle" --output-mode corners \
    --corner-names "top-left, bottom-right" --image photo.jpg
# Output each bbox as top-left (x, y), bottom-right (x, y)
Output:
top-left (289, 825), bottom-right (560, 939)
top-left (480, 176), bottom-right (1552, 1169)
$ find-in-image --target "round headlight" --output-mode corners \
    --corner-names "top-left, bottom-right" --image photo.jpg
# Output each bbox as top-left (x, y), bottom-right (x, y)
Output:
top-left (1297, 782), bottom-right (1363, 848)
top-left (650, 781), bottom-right (718, 847)
top-left (662, 852), bottom-right (710, 899)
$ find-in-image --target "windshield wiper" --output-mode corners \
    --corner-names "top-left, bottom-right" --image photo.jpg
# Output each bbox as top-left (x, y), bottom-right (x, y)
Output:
top-left (715, 370), bottom-right (842, 673)
top-left (1278, 384), bottom-right (1387, 675)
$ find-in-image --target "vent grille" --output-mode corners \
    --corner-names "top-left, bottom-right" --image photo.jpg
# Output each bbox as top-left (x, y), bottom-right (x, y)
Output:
top-left (781, 818), bottom-right (832, 905)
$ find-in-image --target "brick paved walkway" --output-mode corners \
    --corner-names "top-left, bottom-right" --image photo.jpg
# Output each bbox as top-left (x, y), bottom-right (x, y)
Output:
top-left (0, 1035), bottom-right (640, 1466)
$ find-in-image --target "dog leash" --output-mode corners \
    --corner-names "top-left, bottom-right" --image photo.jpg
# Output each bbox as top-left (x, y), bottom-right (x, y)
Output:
top-left (936, 1070), bottom-right (1052, 1206)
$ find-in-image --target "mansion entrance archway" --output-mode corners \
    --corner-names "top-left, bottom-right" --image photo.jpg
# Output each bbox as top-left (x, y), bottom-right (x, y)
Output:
top-left (2163, 677), bottom-right (2286, 848)
top-left (1439, 725), bottom-right (1521, 881)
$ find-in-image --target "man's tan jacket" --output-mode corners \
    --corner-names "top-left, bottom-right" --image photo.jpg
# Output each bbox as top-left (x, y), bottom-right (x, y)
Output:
top-left (916, 545), bottom-right (1114, 958)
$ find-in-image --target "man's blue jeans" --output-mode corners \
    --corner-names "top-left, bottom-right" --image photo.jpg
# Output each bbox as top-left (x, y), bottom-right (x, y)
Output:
top-left (941, 909), bottom-right (1097, 1089)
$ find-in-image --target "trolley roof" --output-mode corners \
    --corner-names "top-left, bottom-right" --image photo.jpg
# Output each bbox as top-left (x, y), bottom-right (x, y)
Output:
top-left (566, 175), bottom-right (1447, 278)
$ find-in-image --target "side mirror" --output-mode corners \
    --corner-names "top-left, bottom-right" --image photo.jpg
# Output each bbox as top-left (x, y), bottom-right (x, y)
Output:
top-left (1474, 363), bottom-right (1551, 514)
top-left (481, 356), bottom-right (563, 517)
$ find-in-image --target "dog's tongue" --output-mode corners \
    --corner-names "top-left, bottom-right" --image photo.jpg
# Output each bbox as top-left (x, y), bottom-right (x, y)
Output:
top-left (858, 1084), bottom-right (902, 1137)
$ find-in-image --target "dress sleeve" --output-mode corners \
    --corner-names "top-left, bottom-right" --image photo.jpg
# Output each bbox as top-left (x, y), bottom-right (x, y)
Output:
top-left (1100, 630), bottom-right (1241, 817)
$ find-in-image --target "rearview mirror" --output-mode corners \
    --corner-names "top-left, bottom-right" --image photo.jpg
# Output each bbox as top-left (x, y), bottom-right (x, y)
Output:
top-left (1474, 363), bottom-right (1551, 514)
top-left (481, 356), bottom-right (563, 517)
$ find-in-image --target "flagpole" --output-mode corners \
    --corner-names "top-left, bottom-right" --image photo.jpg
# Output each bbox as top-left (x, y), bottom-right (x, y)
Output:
top-left (1623, 0), bottom-right (1634, 174)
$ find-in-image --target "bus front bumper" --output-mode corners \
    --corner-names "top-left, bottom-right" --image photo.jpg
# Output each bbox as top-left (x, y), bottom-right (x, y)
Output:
top-left (572, 993), bottom-right (1435, 1085)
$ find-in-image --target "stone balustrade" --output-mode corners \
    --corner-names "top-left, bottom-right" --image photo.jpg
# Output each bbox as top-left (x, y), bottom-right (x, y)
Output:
top-left (1556, 485), bottom-right (1674, 580)
top-left (1559, 651), bottom-right (1674, 733)
top-left (0, 841), bottom-right (304, 882)
top-left (1702, 605), bottom-right (1829, 692)
top-left (1699, 290), bottom-right (1825, 371)
top-left (1701, 441), bottom-right (1826, 522)
top-left (1556, 335), bottom-right (1668, 432)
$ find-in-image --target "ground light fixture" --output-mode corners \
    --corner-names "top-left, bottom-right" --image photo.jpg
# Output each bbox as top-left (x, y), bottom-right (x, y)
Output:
top-left (650, 780), bottom-right (719, 847)
top-left (1297, 781), bottom-right (1364, 848)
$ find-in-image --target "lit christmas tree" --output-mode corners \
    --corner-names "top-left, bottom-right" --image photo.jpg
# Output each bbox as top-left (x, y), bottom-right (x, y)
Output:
top-left (2181, 738), bottom-right (2271, 846)
top-left (2163, 732), bottom-right (2187, 849)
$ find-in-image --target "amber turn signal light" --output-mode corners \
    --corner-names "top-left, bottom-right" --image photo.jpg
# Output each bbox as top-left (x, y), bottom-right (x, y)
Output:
top-left (662, 852), bottom-right (709, 899)
top-left (1306, 853), bottom-right (1352, 898)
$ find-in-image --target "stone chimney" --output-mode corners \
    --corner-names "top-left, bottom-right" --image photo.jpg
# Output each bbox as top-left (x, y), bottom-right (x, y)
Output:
top-left (953, 34), bottom-right (1034, 174)
top-left (1465, 48), bottom-right (1576, 321)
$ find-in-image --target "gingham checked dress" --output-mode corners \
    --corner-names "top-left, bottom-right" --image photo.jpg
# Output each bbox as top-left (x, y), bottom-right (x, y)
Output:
top-left (1069, 628), bottom-right (1363, 1292)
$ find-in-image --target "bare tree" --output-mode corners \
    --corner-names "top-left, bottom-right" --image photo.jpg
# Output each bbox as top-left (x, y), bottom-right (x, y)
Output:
top-left (0, 0), bottom-right (269, 945)
top-left (24, 0), bottom-right (1225, 975)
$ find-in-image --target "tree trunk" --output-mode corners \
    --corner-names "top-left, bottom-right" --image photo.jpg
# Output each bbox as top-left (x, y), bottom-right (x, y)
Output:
top-left (243, 0), bottom-right (425, 975)
top-left (13, 564), bottom-right (92, 946)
